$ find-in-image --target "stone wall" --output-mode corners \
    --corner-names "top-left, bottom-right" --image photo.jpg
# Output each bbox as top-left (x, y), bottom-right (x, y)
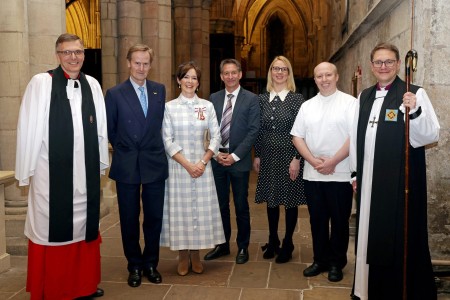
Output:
top-left (0, 0), bottom-right (64, 172)
top-left (0, 0), bottom-right (67, 255)
top-left (328, 0), bottom-right (450, 260)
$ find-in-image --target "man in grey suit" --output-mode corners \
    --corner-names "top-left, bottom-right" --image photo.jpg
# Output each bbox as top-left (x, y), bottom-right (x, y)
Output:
top-left (204, 59), bottom-right (260, 264)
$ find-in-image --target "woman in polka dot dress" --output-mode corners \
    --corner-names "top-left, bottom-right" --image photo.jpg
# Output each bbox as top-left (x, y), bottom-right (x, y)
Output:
top-left (253, 56), bottom-right (307, 263)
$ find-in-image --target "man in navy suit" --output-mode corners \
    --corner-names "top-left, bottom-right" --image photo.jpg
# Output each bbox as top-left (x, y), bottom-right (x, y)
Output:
top-left (204, 59), bottom-right (260, 264)
top-left (105, 44), bottom-right (168, 287)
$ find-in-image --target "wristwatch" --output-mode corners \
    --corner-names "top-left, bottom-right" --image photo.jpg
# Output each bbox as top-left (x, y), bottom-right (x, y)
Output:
top-left (200, 159), bottom-right (208, 166)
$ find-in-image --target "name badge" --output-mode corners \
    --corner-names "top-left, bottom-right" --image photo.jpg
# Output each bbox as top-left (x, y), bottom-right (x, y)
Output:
top-left (385, 109), bottom-right (398, 122)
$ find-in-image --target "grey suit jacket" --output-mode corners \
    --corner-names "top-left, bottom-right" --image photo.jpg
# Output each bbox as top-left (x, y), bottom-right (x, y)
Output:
top-left (209, 87), bottom-right (260, 172)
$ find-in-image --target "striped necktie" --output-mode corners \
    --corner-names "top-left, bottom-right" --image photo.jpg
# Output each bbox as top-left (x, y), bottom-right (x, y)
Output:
top-left (220, 94), bottom-right (234, 146)
top-left (138, 86), bottom-right (148, 117)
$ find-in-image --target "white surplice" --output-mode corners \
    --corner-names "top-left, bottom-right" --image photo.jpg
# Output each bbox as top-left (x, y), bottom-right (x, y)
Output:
top-left (15, 72), bottom-right (109, 245)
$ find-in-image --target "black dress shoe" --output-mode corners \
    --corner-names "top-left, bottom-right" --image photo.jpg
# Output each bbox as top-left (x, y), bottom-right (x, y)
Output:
top-left (328, 265), bottom-right (343, 282)
top-left (303, 262), bottom-right (329, 277)
top-left (127, 270), bottom-right (142, 288)
top-left (74, 288), bottom-right (104, 299)
top-left (143, 267), bottom-right (162, 284)
top-left (236, 248), bottom-right (249, 264)
top-left (204, 244), bottom-right (230, 260)
top-left (90, 288), bottom-right (104, 297)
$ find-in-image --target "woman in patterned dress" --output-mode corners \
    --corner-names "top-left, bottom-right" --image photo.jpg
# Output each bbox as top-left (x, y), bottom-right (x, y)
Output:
top-left (253, 56), bottom-right (307, 263)
top-left (161, 61), bottom-right (225, 276)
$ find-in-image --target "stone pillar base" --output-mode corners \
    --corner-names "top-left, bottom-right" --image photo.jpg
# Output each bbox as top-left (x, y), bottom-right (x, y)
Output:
top-left (6, 237), bottom-right (28, 256)
top-left (6, 200), bottom-right (111, 256)
top-left (0, 171), bottom-right (14, 273)
top-left (0, 253), bottom-right (10, 274)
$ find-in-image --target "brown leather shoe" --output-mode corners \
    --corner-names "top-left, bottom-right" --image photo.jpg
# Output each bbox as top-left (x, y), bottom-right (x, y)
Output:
top-left (190, 250), bottom-right (204, 274)
top-left (178, 250), bottom-right (189, 276)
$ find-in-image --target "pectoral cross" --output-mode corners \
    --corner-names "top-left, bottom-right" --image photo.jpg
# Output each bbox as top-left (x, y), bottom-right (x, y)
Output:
top-left (369, 116), bottom-right (378, 128)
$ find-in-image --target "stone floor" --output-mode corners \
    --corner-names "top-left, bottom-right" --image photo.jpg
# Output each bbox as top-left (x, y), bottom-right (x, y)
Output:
top-left (1, 172), bottom-right (449, 299)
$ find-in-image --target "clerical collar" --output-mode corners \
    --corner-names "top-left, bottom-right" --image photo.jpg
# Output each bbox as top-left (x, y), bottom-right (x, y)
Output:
top-left (48, 68), bottom-right (80, 81)
top-left (61, 70), bottom-right (81, 88)
top-left (62, 70), bottom-right (80, 80)
top-left (318, 89), bottom-right (339, 100)
top-left (376, 82), bottom-right (392, 91)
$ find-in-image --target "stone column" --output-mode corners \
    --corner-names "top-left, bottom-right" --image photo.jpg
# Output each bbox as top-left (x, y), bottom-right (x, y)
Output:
top-left (27, 0), bottom-right (66, 76)
top-left (173, 1), bottom-right (192, 65)
top-left (173, 0), bottom-right (211, 98)
top-left (0, 172), bottom-right (14, 273)
top-left (142, 0), bottom-right (173, 98)
top-left (234, 36), bottom-right (244, 65)
top-left (200, 3), bottom-right (211, 97)
top-left (0, 0), bottom-right (30, 257)
top-left (117, 0), bottom-right (142, 82)
top-left (0, 0), bottom-right (66, 255)
top-left (312, 3), bottom-right (328, 76)
top-left (0, 0), bottom-right (29, 177)
top-left (101, 0), bottom-right (119, 92)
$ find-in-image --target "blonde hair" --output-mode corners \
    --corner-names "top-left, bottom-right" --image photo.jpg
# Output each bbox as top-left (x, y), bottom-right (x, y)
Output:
top-left (126, 44), bottom-right (154, 63)
top-left (266, 56), bottom-right (296, 93)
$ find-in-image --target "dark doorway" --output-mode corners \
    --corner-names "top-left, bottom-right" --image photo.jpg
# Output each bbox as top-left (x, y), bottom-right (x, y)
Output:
top-left (267, 14), bottom-right (285, 66)
top-left (81, 49), bottom-right (102, 87)
top-left (210, 33), bottom-right (235, 93)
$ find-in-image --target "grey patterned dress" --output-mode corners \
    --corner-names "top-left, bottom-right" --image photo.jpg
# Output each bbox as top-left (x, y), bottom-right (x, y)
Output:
top-left (254, 91), bottom-right (307, 208)
top-left (160, 94), bottom-right (225, 250)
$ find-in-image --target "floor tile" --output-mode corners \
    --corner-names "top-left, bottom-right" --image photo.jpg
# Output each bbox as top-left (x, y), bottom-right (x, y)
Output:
top-left (229, 261), bottom-right (270, 288)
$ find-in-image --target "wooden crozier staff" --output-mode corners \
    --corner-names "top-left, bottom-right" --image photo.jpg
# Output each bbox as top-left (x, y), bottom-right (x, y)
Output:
top-left (403, 49), bottom-right (418, 300)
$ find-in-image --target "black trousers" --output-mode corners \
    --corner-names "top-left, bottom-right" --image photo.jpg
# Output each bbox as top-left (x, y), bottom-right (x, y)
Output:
top-left (212, 165), bottom-right (250, 250)
top-left (116, 180), bottom-right (165, 272)
top-left (304, 180), bottom-right (353, 268)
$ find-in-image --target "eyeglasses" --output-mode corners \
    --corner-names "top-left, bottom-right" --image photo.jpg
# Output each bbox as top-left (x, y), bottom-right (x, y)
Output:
top-left (57, 50), bottom-right (85, 57)
top-left (272, 66), bottom-right (288, 73)
top-left (371, 59), bottom-right (396, 68)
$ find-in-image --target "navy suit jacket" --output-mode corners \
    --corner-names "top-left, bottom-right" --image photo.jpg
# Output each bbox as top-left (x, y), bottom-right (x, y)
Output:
top-left (209, 87), bottom-right (260, 172)
top-left (105, 79), bottom-right (168, 184)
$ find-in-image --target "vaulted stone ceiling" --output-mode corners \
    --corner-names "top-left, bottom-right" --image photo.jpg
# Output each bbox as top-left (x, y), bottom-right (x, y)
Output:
top-left (211, 0), bottom-right (332, 77)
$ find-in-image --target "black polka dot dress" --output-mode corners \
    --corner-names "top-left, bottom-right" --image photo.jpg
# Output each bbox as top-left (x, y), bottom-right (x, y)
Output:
top-left (254, 91), bottom-right (307, 208)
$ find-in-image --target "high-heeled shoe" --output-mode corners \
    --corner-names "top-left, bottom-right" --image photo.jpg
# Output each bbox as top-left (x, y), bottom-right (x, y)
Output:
top-left (275, 239), bottom-right (294, 263)
top-left (261, 238), bottom-right (280, 259)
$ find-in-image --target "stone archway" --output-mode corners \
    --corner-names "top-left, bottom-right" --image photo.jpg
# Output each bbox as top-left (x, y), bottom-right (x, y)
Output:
top-left (66, 0), bottom-right (102, 85)
top-left (235, 0), bottom-right (320, 78)
top-left (66, 0), bottom-right (101, 48)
